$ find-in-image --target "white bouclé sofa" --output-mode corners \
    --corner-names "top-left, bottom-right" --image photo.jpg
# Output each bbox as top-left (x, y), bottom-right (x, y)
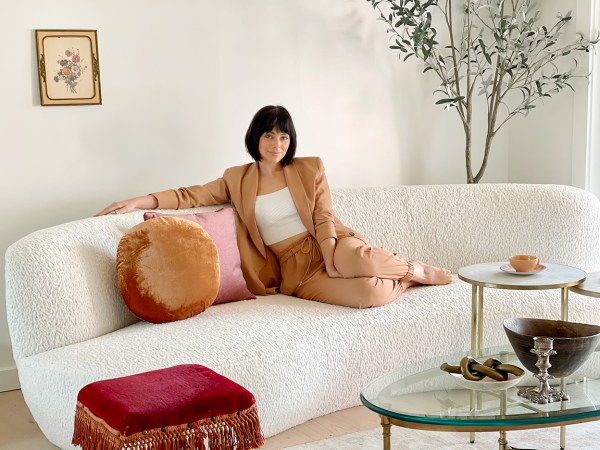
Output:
top-left (6, 183), bottom-right (600, 449)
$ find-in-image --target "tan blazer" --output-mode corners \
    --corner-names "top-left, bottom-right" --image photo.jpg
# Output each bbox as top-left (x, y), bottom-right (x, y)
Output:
top-left (151, 157), bottom-right (363, 295)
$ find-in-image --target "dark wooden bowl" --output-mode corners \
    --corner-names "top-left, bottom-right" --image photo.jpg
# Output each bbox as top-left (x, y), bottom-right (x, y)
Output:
top-left (503, 318), bottom-right (600, 377)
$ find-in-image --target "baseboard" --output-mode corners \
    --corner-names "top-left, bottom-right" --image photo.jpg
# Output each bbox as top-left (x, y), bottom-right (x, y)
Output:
top-left (0, 366), bottom-right (20, 392)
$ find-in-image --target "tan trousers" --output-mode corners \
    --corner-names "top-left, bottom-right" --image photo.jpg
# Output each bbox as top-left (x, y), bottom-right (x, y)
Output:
top-left (272, 233), bottom-right (414, 309)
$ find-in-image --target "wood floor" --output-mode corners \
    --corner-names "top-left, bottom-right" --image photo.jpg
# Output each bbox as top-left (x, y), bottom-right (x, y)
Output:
top-left (0, 389), bottom-right (380, 450)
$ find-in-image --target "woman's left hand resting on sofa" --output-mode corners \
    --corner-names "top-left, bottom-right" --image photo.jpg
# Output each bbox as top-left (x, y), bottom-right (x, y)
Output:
top-left (95, 105), bottom-right (452, 308)
top-left (95, 195), bottom-right (158, 216)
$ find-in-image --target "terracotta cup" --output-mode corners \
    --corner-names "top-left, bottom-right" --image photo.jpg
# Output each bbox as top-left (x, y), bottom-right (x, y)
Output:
top-left (509, 255), bottom-right (539, 272)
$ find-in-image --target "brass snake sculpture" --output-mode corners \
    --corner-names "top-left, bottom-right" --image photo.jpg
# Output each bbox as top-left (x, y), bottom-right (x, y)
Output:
top-left (441, 357), bottom-right (524, 381)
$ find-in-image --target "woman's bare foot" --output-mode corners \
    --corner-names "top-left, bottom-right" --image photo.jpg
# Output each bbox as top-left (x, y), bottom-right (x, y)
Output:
top-left (411, 262), bottom-right (453, 285)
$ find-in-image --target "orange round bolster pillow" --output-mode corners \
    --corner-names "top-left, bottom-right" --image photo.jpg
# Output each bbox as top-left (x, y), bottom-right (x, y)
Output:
top-left (117, 216), bottom-right (220, 323)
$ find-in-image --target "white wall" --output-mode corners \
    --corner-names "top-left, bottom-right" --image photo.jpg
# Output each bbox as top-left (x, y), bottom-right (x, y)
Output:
top-left (0, 0), bottom-right (593, 389)
top-left (507, 0), bottom-right (594, 185)
top-left (583, 0), bottom-right (600, 197)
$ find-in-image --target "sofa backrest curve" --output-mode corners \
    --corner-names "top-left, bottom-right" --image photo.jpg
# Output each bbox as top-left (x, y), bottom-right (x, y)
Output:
top-left (5, 184), bottom-right (600, 361)
top-left (332, 183), bottom-right (600, 273)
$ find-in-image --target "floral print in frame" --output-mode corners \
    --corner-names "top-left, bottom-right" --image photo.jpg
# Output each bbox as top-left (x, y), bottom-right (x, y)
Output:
top-left (35, 30), bottom-right (102, 106)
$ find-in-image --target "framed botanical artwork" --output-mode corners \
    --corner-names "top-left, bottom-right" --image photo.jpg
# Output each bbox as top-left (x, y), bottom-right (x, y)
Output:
top-left (35, 30), bottom-right (102, 106)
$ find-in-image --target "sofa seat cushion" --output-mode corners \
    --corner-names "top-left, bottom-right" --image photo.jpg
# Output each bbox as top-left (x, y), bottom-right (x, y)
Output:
top-left (17, 279), bottom-right (600, 449)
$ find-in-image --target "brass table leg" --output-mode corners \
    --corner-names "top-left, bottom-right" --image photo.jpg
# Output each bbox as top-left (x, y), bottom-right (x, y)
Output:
top-left (560, 287), bottom-right (569, 449)
top-left (477, 286), bottom-right (484, 357)
top-left (380, 415), bottom-right (391, 450)
top-left (470, 284), bottom-right (478, 444)
top-left (561, 287), bottom-right (569, 321)
top-left (469, 390), bottom-right (476, 443)
top-left (498, 389), bottom-right (509, 450)
top-left (470, 285), bottom-right (484, 444)
top-left (498, 431), bottom-right (509, 450)
top-left (469, 284), bottom-right (485, 356)
top-left (471, 284), bottom-right (478, 355)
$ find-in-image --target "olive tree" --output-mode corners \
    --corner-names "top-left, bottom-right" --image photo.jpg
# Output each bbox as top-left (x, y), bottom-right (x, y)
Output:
top-left (368, 0), bottom-right (598, 183)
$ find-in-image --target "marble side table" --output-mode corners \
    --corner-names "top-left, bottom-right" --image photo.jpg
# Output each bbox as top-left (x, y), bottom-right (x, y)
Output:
top-left (459, 262), bottom-right (586, 450)
top-left (458, 262), bottom-right (586, 356)
top-left (570, 272), bottom-right (600, 299)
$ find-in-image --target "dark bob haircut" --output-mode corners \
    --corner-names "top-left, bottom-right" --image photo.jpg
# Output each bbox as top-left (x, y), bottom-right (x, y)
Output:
top-left (245, 105), bottom-right (297, 166)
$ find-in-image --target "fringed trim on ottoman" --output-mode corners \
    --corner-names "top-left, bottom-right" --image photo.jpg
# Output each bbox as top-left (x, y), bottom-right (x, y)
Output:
top-left (72, 401), bottom-right (265, 450)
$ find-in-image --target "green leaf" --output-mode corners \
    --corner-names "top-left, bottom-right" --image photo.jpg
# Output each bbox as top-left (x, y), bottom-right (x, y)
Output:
top-left (435, 96), bottom-right (465, 105)
top-left (519, 53), bottom-right (528, 65)
top-left (478, 38), bottom-right (486, 53)
top-left (424, 13), bottom-right (432, 30)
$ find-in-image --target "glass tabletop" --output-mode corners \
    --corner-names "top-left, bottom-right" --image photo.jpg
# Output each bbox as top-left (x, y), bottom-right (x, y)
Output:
top-left (458, 262), bottom-right (586, 290)
top-left (360, 346), bottom-right (600, 429)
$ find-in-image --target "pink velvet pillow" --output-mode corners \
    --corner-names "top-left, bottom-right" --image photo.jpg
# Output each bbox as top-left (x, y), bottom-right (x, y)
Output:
top-left (143, 208), bottom-right (255, 304)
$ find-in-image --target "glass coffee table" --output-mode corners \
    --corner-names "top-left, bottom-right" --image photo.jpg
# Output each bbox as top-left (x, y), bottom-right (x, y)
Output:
top-left (361, 346), bottom-right (600, 450)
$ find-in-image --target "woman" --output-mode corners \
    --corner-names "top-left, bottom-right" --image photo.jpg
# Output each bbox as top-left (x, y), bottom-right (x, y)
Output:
top-left (96, 105), bottom-right (452, 308)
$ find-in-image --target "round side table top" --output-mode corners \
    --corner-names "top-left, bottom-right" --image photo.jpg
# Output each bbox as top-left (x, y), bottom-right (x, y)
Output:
top-left (569, 272), bottom-right (600, 298)
top-left (458, 262), bottom-right (586, 290)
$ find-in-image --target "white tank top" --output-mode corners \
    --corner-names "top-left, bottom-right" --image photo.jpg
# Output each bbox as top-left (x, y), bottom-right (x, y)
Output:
top-left (255, 187), bottom-right (308, 245)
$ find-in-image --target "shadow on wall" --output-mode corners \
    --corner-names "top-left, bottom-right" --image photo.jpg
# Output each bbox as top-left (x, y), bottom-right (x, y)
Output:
top-left (0, 345), bottom-right (15, 369)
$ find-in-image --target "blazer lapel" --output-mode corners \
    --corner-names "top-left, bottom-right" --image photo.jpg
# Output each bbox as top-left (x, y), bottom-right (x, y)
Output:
top-left (284, 163), bottom-right (316, 236)
top-left (240, 163), bottom-right (267, 258)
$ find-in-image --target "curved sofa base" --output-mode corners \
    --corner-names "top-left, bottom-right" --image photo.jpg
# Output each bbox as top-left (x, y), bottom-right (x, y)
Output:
top-left (18, 284), bottom-right (600, 449)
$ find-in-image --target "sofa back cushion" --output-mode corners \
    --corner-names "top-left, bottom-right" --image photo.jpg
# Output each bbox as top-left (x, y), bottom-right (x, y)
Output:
top-left (331, 184), bottom-right (600, 274)
top-left (5, 185), bottom-right (600, 360)
top-left (6, 206), bottom-right (224, 360)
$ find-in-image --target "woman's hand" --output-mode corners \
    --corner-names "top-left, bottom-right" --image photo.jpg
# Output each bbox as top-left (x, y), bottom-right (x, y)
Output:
top-left (325, 265), bottom-right (343, 278)
top-left (95, 195), bottom-right (158, 216)
top-left (319, 237), bottom-right (343, 278)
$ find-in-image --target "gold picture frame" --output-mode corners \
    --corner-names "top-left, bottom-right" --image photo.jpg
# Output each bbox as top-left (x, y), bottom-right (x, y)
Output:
top-left (35, 30), bottom-right (102, 106)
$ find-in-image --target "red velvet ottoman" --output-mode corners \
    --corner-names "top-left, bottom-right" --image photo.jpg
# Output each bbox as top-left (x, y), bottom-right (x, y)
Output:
top-left (72, 364), bottom-right (264, 450)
